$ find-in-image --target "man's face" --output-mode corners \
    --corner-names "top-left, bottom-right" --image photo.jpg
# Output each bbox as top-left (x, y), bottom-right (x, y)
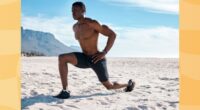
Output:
top-left (72, 6), bottom-right (84, 20)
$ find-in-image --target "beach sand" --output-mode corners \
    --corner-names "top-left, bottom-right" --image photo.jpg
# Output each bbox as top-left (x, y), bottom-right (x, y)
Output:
top-left (21, 57), bottom-right (179, 110)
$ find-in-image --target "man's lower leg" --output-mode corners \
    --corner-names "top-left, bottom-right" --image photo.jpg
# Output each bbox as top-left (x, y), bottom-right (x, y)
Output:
top-left (59, 62), bottom-right (68, 90)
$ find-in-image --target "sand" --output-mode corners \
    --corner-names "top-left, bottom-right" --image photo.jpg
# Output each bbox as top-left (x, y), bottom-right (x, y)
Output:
top-left (21, 57), bottom-right (179, 110)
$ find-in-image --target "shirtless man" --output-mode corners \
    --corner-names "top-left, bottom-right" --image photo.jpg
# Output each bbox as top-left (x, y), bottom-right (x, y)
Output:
top-left (54, 1), bottom-right (135, 99)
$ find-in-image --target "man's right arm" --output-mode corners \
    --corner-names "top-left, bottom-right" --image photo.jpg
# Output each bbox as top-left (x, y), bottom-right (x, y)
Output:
top-left (73, 24), bottom-right (78, 40)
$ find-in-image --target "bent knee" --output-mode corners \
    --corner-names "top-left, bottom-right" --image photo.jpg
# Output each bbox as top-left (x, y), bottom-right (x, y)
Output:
top-left (58, 53), bottom-right (77, 65)
top-left (58, 54), bottom-right (71, 63)
top-left (103, 84), bottom-right (113, 90)
top-left (102, 81), bottom-right (113, 90)
top-left (104, 85), bottom-right (113, 90)
top-left (58, 54), bottom-right (64, 62)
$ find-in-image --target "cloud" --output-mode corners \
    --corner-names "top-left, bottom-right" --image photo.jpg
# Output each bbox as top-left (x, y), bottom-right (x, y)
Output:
top-left (104, 26), bottom-right (179, 57)
top-left (22, 15), bottom-right (178, 57)
top-left (100, 0), bottom-right (179, 14)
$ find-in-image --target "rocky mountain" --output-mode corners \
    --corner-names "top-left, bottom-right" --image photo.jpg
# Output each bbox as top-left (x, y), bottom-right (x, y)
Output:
top-left (21, 27), bottom-right (78, 56)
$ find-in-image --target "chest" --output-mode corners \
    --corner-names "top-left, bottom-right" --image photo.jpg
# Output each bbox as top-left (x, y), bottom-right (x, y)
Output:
top-left (74, 23), bottom-right (96, 39)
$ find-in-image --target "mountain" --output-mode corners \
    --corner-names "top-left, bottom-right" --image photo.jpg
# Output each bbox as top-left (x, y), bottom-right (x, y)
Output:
top-left (21, 27), bottom-right (77, 56)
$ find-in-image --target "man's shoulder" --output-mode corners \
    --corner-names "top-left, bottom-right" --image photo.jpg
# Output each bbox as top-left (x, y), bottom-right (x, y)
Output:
top-left (85, 17), bottom-right (99, 24)
top-left (73, 22), bottom-right (78, 26)
top-left (73, 22), bottom-right (78, 29)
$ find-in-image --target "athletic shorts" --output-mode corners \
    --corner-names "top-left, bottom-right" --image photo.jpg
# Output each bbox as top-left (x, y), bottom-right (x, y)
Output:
top-left (72, 52), bottom-right (109, 82)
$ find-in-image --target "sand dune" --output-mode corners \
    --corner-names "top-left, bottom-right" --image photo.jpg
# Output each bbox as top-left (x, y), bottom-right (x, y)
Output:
top-left (21, 57), bottom-right (179, 110)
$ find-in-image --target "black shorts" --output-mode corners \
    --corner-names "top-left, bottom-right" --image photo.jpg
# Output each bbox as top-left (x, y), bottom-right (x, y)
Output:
top-left (73, 52), bottom-right (109, 82)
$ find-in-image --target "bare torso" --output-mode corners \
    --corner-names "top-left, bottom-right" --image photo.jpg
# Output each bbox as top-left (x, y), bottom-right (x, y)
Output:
top-left (73, 18), bottom-right (99, 55)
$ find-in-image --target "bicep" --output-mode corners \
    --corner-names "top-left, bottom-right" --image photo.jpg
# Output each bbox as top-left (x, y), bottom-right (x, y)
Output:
top-left (100, 25), bottom-right (115, 37)
top-left (90, 20), bottom-right (115, 37)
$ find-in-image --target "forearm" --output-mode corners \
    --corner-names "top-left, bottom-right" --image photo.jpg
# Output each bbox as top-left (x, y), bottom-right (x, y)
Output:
top-left (103, 34), bottom-right (116, 54)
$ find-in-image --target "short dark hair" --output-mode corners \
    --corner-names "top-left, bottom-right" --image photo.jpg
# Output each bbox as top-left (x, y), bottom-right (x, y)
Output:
top-left (72, 1), bottom-right (86, 12)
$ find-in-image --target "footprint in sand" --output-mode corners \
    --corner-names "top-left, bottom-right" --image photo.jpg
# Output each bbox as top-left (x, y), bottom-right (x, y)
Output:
top-left (156, 103), bottom-right (163, 107)
top-left (143, 91), bottom-right (151, 94)
top-left (137, 85), bottom-right (151, 92)
top-left (66, 105), bottom-right (79, 109)
top-left (43, 72), bottom-right (54, 77)
top-left (138, 105), bottom-right (148, 110)
top-left (159, 77), bottom-right (178, 81)
top-left (123, 107), bottom-right (139, 110)
top-left (100, 101), bottom-right (108, 105)
top-left (30, 72), bottom-right (38, 76)
top-left (74, 100), bottom-right (80, 103)
top-left (30, 90), bottom-right (38, 96)
top-left (48, 89), bottom-right (54, 92)
top-left (72, 76), bottom-right (78, 80)
top-left (86, 97), bottom-right (93, 100)
top-left (165, 101), bottom-right (178, 108)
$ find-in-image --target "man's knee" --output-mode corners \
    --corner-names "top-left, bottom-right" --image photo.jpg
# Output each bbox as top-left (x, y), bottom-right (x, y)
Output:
top-left (105, 85), bottom-right (113, 90)
top-left (58, 53), bottom-right (77, 65)
top-left (58, 53), bottom-right (71, 63)
top-left (102, 81), bottom-right (113, 90)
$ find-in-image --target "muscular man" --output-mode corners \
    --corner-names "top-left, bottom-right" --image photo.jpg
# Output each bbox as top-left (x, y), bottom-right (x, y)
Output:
top-left (54, 1), bottom-right (135, 99)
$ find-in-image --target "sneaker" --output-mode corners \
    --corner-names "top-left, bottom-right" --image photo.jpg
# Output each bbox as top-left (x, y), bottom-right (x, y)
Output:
top-left (124, 79), bottom-right (135, 92)
top-left (53, 90), bottom-right (70, 99)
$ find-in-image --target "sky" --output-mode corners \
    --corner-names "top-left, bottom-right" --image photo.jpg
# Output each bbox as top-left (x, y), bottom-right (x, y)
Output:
top-left (22, 0), bottom-right (179, 57)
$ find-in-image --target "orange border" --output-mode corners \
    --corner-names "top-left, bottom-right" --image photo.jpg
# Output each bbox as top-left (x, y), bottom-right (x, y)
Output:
top-left (180, 0), bottom-right (200, 109)
top-left (0, 0), bottom-right (21, 110)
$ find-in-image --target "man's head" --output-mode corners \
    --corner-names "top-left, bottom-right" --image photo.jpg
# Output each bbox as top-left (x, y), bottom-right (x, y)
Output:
top-left (72, 1), bottom-right (86, 20)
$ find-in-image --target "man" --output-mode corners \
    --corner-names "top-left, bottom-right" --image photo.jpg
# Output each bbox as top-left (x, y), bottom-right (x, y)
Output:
top-left (54, 1), bottom-right (135, 99)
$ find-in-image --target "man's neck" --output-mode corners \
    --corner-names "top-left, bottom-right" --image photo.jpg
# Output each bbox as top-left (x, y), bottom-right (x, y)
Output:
top-left (77, 16), bottom-right (85, 24)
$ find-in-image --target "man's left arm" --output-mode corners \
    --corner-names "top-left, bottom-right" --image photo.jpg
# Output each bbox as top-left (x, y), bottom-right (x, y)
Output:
top-left (90, 20), bottom-right (116, 63)
top-left (101, 25), bottom-right (116, 54)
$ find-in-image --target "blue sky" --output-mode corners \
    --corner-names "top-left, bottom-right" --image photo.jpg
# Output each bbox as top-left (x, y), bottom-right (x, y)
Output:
top-left (22, 0), bottom-right (179, 57)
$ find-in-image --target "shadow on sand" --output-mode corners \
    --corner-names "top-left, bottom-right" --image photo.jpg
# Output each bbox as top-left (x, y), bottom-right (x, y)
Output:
top-left (70, 92), bottom-right (115, 99)
top-left (22, 92), bottom-right (115, 109)
top-left (21, 94), bottom-right (63, 109)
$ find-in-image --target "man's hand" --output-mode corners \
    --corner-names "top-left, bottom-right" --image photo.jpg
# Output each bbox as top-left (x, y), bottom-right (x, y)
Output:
top-left (92, 51), bottom-right (106, 64)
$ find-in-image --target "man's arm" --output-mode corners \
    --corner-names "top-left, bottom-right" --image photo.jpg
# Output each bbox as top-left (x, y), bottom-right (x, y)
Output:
top-left (73, 24), bottom-right (78, 40)
top-left (89, 20), bottom-right (116, 63)
top-left (100, 25), bottom-right (116, 54)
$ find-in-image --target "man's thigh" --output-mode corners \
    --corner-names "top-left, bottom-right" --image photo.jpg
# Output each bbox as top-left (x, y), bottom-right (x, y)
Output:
top-left (91, 59), bottom-right (109, 82)
top-left (73, 52), bottom-right (90, 68)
